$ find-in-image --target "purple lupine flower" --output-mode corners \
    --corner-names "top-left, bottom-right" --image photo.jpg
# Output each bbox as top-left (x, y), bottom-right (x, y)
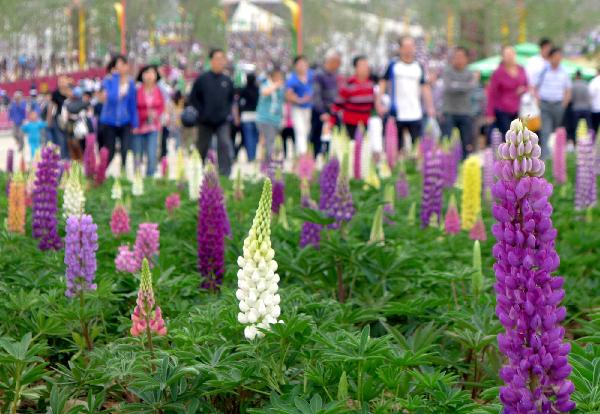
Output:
top-left (32, 144), bottom-right (62, 251)
top-left (299, 196), bottom-right (321, 248)
top-left (491, 127), bottom-right (502, 159)
top-left (483, 148), bottom-right (495, 202)
top-left (420, 135), bottom-right (436, 161)
top-left (7, 149), bottom-right (14, 173)
top-left (272, 176), bottom-right (285, 214)
top-left (83, 135), bottom-right (96, 178)
top-left (64, 214), bottom-right (98, 297)
top-left (94, 147), bottom-right (109, 186)
top-left (198, 165), bottom-right (230, 291)
top-left (553, 127), bottom-right (567, 185)
top-left (396, 171), bottom-right (409, 199)
top-left (384, 117), bottom-right (398, 168)
top-left (575, 131), bottom-right (597, 211)
top-left (353, 128), bottom-right (363, 180)
top-left (452, 134), bottom-right (463, 164)
top-left (319, 157), bottom-right (339, 211)
top-left (328, 161), bottom-right (355, 229)
top-left (420, 148), bottom-right (443, 228)
top-left (441, 147), bottom-right (457, 188)
top-left (492, 119), bottom-right (575, 413)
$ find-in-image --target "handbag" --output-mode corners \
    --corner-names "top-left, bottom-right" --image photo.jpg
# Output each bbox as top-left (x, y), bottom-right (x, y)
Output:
top-left (181, 105), bottom-right (199, 128)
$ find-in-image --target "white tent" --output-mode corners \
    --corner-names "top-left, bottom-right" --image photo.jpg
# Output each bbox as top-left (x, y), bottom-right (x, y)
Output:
top-left (229, 0), bottom-right (285, 32)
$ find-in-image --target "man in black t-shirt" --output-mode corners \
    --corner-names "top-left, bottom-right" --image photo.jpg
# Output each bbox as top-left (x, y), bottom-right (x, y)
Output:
top-left (46, 76), bottom-right (71, 159)
top-left (190, 48), bottom-right (234, 176)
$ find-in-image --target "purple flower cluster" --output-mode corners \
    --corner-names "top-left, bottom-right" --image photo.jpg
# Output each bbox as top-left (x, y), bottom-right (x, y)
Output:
top-left (198, 166), bottom-right (230, 291)
top-left (441, 147), bottom-right (457, 188)
top-left (575, 132), bottom-right (597, 211)
top-left (32, 145), bottom-right (62, 251)
top-left (83, 135), bottom-right (96, 178)
top-left (553, 127), bottom-right (567, 185)
top-left (492, 120), bottom-right (574, 413)
top-left (420, 149), bottom-right (443, 228)
top-left (328, 171), bottom-right (355, 229)
top-left (299, 196), bottom-right (321, 248)
top-left (319, 158), bottom-right (339, 211)
top-left (64, 214), bottom-right (98, 298)
top-left (272, 178), bottom-right (285, 214)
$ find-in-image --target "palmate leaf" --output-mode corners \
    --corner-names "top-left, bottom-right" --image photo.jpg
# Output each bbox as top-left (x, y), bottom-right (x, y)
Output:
top-left (288, 207), bottom-right (335, 226)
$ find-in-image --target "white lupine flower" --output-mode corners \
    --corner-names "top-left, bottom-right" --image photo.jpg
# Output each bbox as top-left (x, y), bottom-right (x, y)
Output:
top-left (175, 148), bottom-right (186, 182)
top-left (132, 172), bottom-right (144, 196)
top-left (360, 133), bottom-right (372, 180)
top-left (125, 150), bottom-right (135, 183)
top-left (111, 179), bottom-right (122, 200)
top-left (237, 178), bottom-right (282, 340)
top-left (186, 149), bottom-right (203, 200)
top-left (63, 162), bottom-right (85, 218)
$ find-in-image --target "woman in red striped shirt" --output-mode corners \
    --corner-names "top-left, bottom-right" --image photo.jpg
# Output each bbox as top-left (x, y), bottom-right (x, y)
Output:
top-left (338, 56), bottom-right (376, 140)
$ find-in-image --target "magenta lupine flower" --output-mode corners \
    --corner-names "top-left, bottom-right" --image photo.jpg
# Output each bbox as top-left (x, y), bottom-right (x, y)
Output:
top-left (83, 134), bottom-right (96, 178)
top-left (469, 216), bottom-right (487, 241)
top-left (161, 156), bottom-right (168, 178)
top-left (444, 196), bottom-right (461, 235)
top-left (134, 223), bottom-right (160, 268)
top-left (384, 117), bottom-right (398, 168)
top-left (491, 127), bottom-right (503, 159)
top-left (483, 148), bottom-right (495, 202)
top-left (94, 147), bottom-right (109, 186)
top-left (492, 119), bottom-right (575, 413)
top-left (328, 166), bottom-right (355, 229)
top-left (420, 135), bottom-right (436, 161)
top-left (198, 165), bottom-right (229, 290)
top-left (319, 158), bottom-right (339, 211)
top-left (32, 144), bottom-right (62, 251)
top-left (110, 204), bottom-right (130, 236)
top-left (165, 193), bottom-right (181, 215)
top-left (7, 149), bottom-right (14, 173)
top-left (420, 149), bottom-right (443, 228)
top-left (272, 177), bottom-right (285, 214)
top-left (575, 131), bottom-right (597, 211)
top-left (115, 245), bottom-right (138, 272)
top-left (353, 128), bottom-right (363, 180)
top-left (553, 128), bottom-right (567, 185)
top-left (299, 196), bottom-right (321, 248)
top-left (297, 153), bottom-right (315, 181)
top-left (64, 214), bottom-right (98, 297)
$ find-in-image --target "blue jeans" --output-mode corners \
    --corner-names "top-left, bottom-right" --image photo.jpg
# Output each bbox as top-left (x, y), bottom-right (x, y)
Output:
top-left (47, 122), bottom-right (68, 159)
top-left (132, 130), bottom-right (158, 177)
top-left (241, 122), bottom-right (258, 161)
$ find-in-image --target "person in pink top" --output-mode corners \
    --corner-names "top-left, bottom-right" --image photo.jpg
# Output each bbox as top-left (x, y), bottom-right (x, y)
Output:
top-left (132, 65), bottom-right (165, 176)
top-left (486, 46), bottom-right (528, 136)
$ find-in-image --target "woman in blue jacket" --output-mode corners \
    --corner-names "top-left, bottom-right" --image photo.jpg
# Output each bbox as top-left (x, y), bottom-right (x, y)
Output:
top-left (99, 55), bottom-right (139, 164)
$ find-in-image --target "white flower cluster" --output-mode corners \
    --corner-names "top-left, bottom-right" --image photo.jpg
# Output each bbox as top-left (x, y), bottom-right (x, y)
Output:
top-left (111, 179), bottom-right (122, 200)
top-left (360, 133), bottom-right (372, 180)
top-left (236, 178), bottom-right (282, 340)
top-left (132, 172), bottom-right (144, 196)
top-left (125, 150), bottom-right (135, 182)
top-left (63, 163), bottom-right (85, 219)
top-left (187, 149), bottom-right (203, 200)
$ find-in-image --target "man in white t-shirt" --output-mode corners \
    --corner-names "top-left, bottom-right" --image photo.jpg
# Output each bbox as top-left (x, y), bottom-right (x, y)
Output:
top-left (379, 36), bottom-right (435, 150)
top-left (526, 38), bottom-right (552, 87)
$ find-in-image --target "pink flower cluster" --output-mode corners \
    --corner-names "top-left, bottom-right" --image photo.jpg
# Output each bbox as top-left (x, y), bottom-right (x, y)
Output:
top-left (115, 223), bottom-right (160, 272)
top-left (110, 204), bottom-right (130, 236)
top-left (165, 193), bottom-right (181, 214)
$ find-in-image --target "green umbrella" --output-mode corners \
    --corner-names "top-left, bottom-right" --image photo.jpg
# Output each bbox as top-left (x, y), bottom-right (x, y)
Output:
top-left (514, 42), bottom-right (540, 57)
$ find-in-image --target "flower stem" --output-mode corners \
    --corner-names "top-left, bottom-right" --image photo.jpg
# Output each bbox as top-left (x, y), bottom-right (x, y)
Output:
top-left (79, 290), bottom-right (93, 351)
top-left (145, 315), bottom-right (155, 371)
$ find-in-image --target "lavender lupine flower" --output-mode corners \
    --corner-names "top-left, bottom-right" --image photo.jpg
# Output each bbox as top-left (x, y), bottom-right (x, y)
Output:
top-left (420, 148), bottom-right (443, 228)
top-left (64, 214), bottom-right (98, 297)
top-left (451, 131), bottom-right (463, 164)
top-left (491, 127), bottom-right (503, 159)
top-left (483, 148), bottom-right (495, 202)
top-left (492, 119), bottom-right (575, 413)
top-left (396, 169), bottom-right (409, 199)
top-left (198, 164), bottom-right (230, 290)
top-left (328, 156), bottom-right (355, 229)
top-left (319, 157), bottom-right (340, 211)
top-left (7, 149), bottom-right (14, 173)
top-left (553, 127), bottom-right (567, 185)
top-left (271, 171), bottom-right (285, 214)
top-left (384, 117), bottom-right (398, 168)
top-left (32, 144), bottom-right (62, 251)
top-left (83, 134), bottom-right (96, 178)
top-left (441, 144), bottom-right (457, 188)
top-left (299, 194), bottom-right (321, 249)
top-left (353, 127), bottom-right (363, 180)
top-left (575, 130), bottom-right (597, 211)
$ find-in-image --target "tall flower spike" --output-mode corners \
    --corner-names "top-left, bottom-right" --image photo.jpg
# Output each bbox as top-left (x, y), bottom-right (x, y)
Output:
top-left (94, 147), bottom-right (109, 186)
top-left (469, 215), bottom-right (487, 241)
top-left (383, 183), bottom-right (395, 224)
top-left (32, 144), bottom-right (62, 251)
top-left (63, 162), bottom-right (86, 219)
top-left (491, 127), bottom-right (503, 159)
top-left (553, 127), bottom-right (567, 185)
top-left (328, 154), bottom-right (355, 229)
top-left (187, 148), bottom-right (203, 201)
top-left (444, 194), bottom-right (461, 235)
top-left (134, 223), bottom-right (160, 268)
top-left (353, 127), bottom-right (363, 180)
top-left (420, 148), bottom-right (443, 228)
top-left (360, 129), bottom-right (372, 180)
top-left (234, 168), bottom-right (244, 201)
top-left (125, 150), bottom-right (135, 182)
top-left (575, 128), bottom-right (596, 211)
top-left (299, 191), bottom-right (321, 249)
top-left (365, 162), bottom-right (381, 189)
top-left (384, 117), bottom-right (398, 169)
top-left (165, 193), bottom-right (181, 215)
top-left (111, 203), bottom-right (130, 236)
top-left (131, 258), bottom-right (167, 337)
top-left (7, 149), bottom-right (14, 173)
top-left (396, 168), bottom-right (409, 199)
top-left (111, 179), bottom-right (122, 200)
top-left (7, 173), bottom-right (26, 234)
top-left (461, 156), bottom-right (482, 230)
top-left (83, 134), bottom-right (96, 178)
top-left (64, 214), bottom-right (98, 298)
top-left (115, 245), bottom-right (138, 273)
top-left (132, 172), bottom-right (144, 196)
top-left (271, 170), bottom-right (285, 214)
top-left (160, 156), bottom-right (168, 178)
top-left (198, 163), bottom-right (230, 290)
top-left (319, 157), bottom-right (339, 212)
top-left (297, 152), bottom-right (316, 182)
top-left (236, 178), bottom-right (282, 340)
top-left (492, 118), bottom-right (575, 413)
top-left (369, 205), bottom-right (385, 244)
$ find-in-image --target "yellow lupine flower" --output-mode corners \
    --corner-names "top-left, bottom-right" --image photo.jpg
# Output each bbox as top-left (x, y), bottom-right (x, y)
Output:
top-left (461, 156), bottom-right (482, 230)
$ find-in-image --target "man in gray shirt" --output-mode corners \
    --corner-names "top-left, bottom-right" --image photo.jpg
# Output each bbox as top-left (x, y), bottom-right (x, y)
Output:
top-left (571, 70), bottom-right (591, 128)
top-left (442, 47), bottom-right (479, 157)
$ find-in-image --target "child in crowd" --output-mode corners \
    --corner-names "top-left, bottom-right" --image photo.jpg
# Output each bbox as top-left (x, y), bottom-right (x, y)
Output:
top-left (21, 110), bottom-right (47, 161)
